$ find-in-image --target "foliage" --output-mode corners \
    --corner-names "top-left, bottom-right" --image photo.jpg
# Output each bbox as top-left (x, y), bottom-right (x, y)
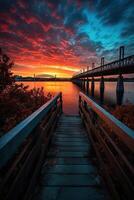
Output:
top-left (111, 105), bottom-right (134, 130)
top-left (0, 84), bottom-right (51, 136)
top-left (0, 48), bottom-right (51, 136)
top-left (0, 48), bottom-right (14, 91)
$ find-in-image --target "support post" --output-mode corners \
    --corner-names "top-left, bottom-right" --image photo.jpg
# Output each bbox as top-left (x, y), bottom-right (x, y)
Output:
top-left (86, 66), bottom-right (89, 95)
top-left (82, 69), bottom-right (85, 91)
top-left (100, 57), bottom-right (105, 104)
top-left (116, 74), bottom-right (124, 105)
top-left (116, 47), bottom-right (125, 105)
top-left (91, 77), bottom-right (94, 97)
top-left (86, 77), bottom-right (89, 95)
top-left (91, 63), bottom-right (95, 97)
top-left (100, 76), bottom-right (105, 104)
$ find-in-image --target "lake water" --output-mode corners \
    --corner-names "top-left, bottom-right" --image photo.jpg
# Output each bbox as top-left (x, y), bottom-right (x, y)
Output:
top-left (93, 81), bottom-right (134, 105)
top-left (20, 81), bottom-right (134, 115)
top-left (20, 82), bottom-right (80, 115)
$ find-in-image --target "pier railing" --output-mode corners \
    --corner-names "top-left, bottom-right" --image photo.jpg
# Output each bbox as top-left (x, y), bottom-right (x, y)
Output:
top-left (0, 92), bottom-right (62, 200)
top-left (79, 92), bottom-right (134, 199)
top-left (73, 55), bottom-right (134, 78)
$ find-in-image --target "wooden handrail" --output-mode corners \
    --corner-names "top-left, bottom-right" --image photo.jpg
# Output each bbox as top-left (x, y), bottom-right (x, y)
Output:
top-left (79, 92), bottom-right (134, 152)
top-left (0, 92), bottom-right (62, 169)
top-left (79, 92), bottom-right (134, 198)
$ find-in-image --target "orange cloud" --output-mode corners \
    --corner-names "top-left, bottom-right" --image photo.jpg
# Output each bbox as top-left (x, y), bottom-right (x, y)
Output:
top-left (0, 0), bottom-right (98, 78)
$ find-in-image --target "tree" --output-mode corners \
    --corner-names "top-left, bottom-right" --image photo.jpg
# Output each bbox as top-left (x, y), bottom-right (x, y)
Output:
top-left (0, 48), bottom-right (52, 135)
top-left (0, 48), bottom-right (14, 91)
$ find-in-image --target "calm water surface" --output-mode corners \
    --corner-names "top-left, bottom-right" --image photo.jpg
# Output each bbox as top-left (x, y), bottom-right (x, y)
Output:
top-left (93, 81), bottom-right (134, 105)
top-left (21, 82), bottom-right (80, 115)
top-left (20, 81), bottom-right (134, 115)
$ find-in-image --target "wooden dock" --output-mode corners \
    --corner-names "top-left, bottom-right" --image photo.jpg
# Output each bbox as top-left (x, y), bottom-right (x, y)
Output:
top-left (0, 92), bottom-right (133, 200)
top-left (33, 115), bottom-right (108, 200)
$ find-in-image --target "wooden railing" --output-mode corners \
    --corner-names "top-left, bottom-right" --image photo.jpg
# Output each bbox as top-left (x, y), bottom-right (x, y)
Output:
top-left (79, 92), bottom-right (134, 200)
top-left (0, 92), bottom-right (62, 200)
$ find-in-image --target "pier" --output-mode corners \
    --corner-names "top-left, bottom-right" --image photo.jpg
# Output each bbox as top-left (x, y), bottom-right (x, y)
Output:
top-left (0, 47), bottom-right (134, 200)
top-left (0, 90), bottom-right (134, 200)
top-left (0, 0), bottom-right (134, 198)
top-left (72, 46), bottom-right (134, 105)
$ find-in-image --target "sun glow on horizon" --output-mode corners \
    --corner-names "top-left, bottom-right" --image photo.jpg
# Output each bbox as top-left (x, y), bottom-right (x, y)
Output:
top-left (12, 63), bottom-right (80, 78)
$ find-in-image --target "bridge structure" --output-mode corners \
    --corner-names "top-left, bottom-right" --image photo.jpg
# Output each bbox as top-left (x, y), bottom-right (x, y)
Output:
top-left (72, 46), bottom-right (134, 105)
top-left (0, 91), bottom-right (134, 200)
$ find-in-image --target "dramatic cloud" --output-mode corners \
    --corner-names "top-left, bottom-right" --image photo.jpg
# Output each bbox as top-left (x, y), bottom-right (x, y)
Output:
top-left (0, 0), bottom-right (133, 77)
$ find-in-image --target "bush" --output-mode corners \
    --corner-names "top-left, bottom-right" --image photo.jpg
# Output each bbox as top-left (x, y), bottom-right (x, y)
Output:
top-left (111, 105), bottom-right (134, 130)
top-left (0, 84), bottom-right (51, 136)
top-left (0, 48), bottom-right (14, 91)
top-left (0, 48), bottom-right (52, 136)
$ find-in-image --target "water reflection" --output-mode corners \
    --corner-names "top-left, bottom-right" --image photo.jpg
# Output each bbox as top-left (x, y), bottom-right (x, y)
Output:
top-left (19, 81), bottom-right (134, 115)
top-left (20, 82), bottom-right (80, 115)
top-left (89, 81), bottom-right (134, 105)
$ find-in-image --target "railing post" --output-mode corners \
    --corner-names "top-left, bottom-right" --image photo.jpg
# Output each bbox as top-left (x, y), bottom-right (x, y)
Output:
top-left (79, 95), bottom-right (81, 113)
top-left (79, 95), bottom-right (81, 105)
top-left (78, 92), bottom-right (134, 199)
top-left (60, 92), bottom-right (63, 112)
top-left (0, 93), bottom-right (62, 169)
top-left (84, 100), bottom-right (87, 111)
top-left (91, 109), bottom-right (98, 125)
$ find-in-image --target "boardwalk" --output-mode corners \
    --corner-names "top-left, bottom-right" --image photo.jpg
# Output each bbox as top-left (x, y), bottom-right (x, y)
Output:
top-left (33, 115), bottom-right (108, 200)
top-left (0, 92), bottom-right (133, 200)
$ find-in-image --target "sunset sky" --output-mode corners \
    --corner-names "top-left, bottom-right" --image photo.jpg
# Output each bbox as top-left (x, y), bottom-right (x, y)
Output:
top-left (0, 0), bottom-right (134, 77)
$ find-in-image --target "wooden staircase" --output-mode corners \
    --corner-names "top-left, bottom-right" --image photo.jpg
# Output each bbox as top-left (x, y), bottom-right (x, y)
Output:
top-left (33, 115), bottom-right (108, 200)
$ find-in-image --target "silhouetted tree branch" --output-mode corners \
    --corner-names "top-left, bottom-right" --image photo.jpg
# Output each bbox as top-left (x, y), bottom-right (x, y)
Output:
top-left (0, 48), bottom-right (14, 91)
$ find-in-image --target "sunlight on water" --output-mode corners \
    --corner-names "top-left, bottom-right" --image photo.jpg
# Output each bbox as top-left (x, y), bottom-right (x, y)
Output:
top-left (19, 81), bottom-right (134, 114)
top-left (20, 81), bottom-right (80, 115)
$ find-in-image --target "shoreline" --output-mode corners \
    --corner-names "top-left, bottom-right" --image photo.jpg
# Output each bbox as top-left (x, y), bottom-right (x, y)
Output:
top-left (15, 77), bottom-right (134, 82)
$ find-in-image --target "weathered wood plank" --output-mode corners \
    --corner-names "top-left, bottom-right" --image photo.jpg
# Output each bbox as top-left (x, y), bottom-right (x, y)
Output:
top-left (33, 115), bottom-right (109, 200)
